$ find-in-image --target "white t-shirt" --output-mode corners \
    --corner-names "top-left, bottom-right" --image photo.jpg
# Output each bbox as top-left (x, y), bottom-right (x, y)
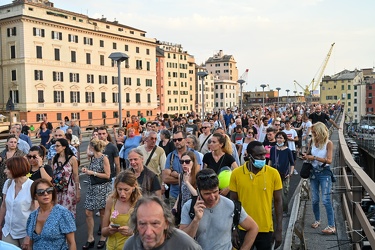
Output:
top-left (2, 178), bottom-right (34, 239)
top-left (302, 121), bottom-right (312, 137)
top-left (283, 128), bottom-right (298, 151)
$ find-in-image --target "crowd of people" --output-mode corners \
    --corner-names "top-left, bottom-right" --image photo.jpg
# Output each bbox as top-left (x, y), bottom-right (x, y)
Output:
top-left (0, 103), bottom-right (341, 249)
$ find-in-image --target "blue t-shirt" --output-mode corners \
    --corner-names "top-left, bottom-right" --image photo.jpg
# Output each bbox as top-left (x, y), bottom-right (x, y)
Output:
top-left (27, 204), bottom-right (76, 250)
top-left (165, 148), bottom-right (203, 198)
top-left (120, 135), bottom-right (142, 159)
top-left (39, 129), bottom-right (51, 146)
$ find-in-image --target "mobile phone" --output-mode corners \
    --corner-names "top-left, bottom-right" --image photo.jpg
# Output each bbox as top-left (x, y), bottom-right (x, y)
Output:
top-left (197, 188), bottom-right (202, 200)
top-left (111, 224), bottom-right (120, 229)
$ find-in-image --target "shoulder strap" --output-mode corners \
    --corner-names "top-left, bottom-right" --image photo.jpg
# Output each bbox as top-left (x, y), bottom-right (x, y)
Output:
top-left (232, 200), bottom-right (242, 228)
top-left (199, 134), bottom-right (212, 151)
top-left (170, 153), bottom-right (175, 172)
top-left (145, 146), bottom-right (157, 167)
top-left (189, 196), bottom-right (198, 220)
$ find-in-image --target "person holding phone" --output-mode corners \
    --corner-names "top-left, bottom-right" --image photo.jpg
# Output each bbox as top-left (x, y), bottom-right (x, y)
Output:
top-left (269, 131), bottom-right (295, 216)
top-left (101, 171), bottom-right (142, 250)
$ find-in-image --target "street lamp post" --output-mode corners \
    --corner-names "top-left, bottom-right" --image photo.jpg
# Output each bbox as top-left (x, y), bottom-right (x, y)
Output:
top-left (293, 90), bottom-right (297, 102)
top-left (197, 71), bottom-right (208, 120)
top-left (237, 79), bottom-right (245, 113)
top-left (276, 87), bottom-right (281, 106)
top-left (260, 84), bottom-right (267, 112)
top-left (286, 89), bottom-right (290, 103)
top-left (109, 52), bottom-right (129, 127)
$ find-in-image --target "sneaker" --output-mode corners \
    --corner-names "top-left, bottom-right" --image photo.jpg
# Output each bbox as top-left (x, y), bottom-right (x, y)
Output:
top-left (322, 226), bottom-right (336, 235)
top-left (293, 169), bottom-right (299, 175)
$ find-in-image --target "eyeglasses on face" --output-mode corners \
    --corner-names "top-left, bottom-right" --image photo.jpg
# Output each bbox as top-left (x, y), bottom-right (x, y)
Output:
top-left (179, 159), bottom-right (192, 165)
top-left (173, 138), bottom-right (184, 142)
top-left (36, 187), bottom-right (54, 196)
top-left (27, 155), bottom-right (38, 159)
top-left (197, 173), bottom-right (217, 181)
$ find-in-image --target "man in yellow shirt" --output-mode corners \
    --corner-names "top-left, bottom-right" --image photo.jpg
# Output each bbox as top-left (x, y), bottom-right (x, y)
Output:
top-left (230, 140), bottom-right (283, 250)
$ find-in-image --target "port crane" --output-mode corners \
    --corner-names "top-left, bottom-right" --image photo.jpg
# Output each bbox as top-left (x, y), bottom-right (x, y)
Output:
top-left (294, 42), bottom-right (335, 97)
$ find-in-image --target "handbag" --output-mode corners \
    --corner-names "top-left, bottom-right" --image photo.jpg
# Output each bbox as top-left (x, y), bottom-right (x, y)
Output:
top-left (300, 161), bottom-right (313, 179)
top-left (89, 175), bottom-right (110, 185)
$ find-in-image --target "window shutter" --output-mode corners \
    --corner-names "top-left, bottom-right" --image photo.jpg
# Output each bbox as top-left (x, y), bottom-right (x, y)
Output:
top-left (15, 90), bottom-right (19, 103)
top-left (51, 31), bottom-right (54, 39)
top-left (33, 27), bottom-right (36, 36)
top-left (77, 92), bottom-right (80, 103)
top-left (75, 35), bottom-right (78, 43)
top-left (61, 91), bottom-right (65, 103)
top-left (68, 34), bottom-right (71, 42)
top-left (70, 91), bottom-right (73, 103)
top-left (7, 28), bottom-right (10, 37)
top-left (53, 91), bottom-right (57, 103)
top-left (105, 76), bottom-right (108, 84)
top-left (59, 32), bottom-right (62, 40)
top-left (41, 29), bottom-right (45, 37)
top-left (92, 92), bottom-right (95, 102)
top-left (70, 73), bottom-right (73, 82)
top-left (77, 74), bottom-right (79, 83)
top-left (34, 70), bottom-right (38, 80)
top-left (61, 72), bottom-right (64, 82)
top-left (85, 92), bottom-right (88, 103)
top-left (40, 71), bottom-right (43, 80)
top-left (53, 72), bottom-right (56, 81)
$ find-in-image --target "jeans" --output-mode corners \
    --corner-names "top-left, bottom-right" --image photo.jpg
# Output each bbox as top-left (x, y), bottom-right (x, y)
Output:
top-left (310, 171), bottom-right (335, 226)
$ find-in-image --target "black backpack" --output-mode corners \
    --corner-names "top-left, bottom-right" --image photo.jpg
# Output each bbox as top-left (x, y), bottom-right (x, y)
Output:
top-left (188, 196), bottom-right (242, 231)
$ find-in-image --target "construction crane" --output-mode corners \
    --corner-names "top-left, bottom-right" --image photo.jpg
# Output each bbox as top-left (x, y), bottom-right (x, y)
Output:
top-left (294, 42), bottom-right (335, 97)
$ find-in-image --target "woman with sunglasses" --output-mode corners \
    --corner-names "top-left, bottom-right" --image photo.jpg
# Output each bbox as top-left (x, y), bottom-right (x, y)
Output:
top-left (27, 145), bottom-right (53, 182)
top-left (240, 129), bottom-right (257, 165)
top-left (26, 178), bottom-right (76, 250)
top-left (172, 151), bottom-right (199, 224)
top-left (0, 135), bottom-right (26, 192)
top-left (52, 138), bottom-right (80, 217)
top-left (101, 171), bottom-right (142, 250)
top-left (203, 133), bottom-right (237, 196)
top-left (0, 156), bottom-right (36, 250)
top-left (86, 129), bottom-right (99, 159)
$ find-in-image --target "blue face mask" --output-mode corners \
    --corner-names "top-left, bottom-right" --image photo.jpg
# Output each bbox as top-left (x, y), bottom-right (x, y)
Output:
top-left (251, 156), bottom-right (266, 169)
top-left (276, 142), bottom-right (284, 147)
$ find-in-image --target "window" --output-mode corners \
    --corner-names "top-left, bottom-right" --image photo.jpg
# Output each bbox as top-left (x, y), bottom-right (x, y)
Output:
top-left (136, 93), bottom-right (141, 103)
top-left (146, 48), bottom-right (150, 55)
top-left (146, 79), bottom-right (152, 87)
top-left (71, 113), bottom-right (80, 120)
top-left (137, 78), bottom-right (141, 86)
top-left (125, 45), bottom-right (128, 51)
top-left (53, 91), bottom-right (64, 103)
top-left (102, 112), bottom-right (106, 119)
top-left (112, 76), bottom-right (118, 85)
top-left (100, 55), bottom-right (105, 66)
top-left (136, 60), bottom-right (142, 69)
top-left (7, 27), bottom-right (16, 37)
top-left (99, 75), bottom-right (108, 84)
top-left (71, 51), bottom-right (76, 62)
top-left (341, 85), bottom-right (344, 90)
top-left (70, 91), bottom-right (80, 103)
top-left (147, 61), bottom-right (150, 71)
top-left (34, 70), bottom-right (43, 80)
top-left (53, 71), bottom-right (64, 82)
top-left (126, 93), bottom-right (130, 102)
top-left (136, 47), bottom-right (139, 53)
top-left (113, 111), bottom-right (118, 118)
top-left (11, 70), bottom-right (16, 81)
top-left (38, 90), bottom-right (44, 103)
top-left (36, 113), bottom-right (46, 121)
top-left (33, 28), bottom-right (45, 37)
top-left (101, 92), bottom-right (106, 103)
top-left (69, 73), bottom-right (79, 82)
top-left (112, 92), bottom-right (119, 103)
top-left (348, 93), bottom-right (351, 99)
top-left (54, 48), bottom-right (60, 61)
top-left (83, 37), bottom-right (93, 45)
top-left (10, 45), bottom-right (16, 59)
top-left (36, 46), bottom-right (42, 59)
top-left (87, 74), bottom-right (94, 83)
top-left (68, 34), bottom-right (78, 43)
top-left (100, 40), bottom-right (104, 47)
top-left (51, 31), bottom-right (62, 40)
top-left (124, 77), bottom-right (132, 85)
top-left (88, 112), bottom-right (93, 119)
top-left (9, 90), bottom-right (19, 103)
top-left (147, 94), bottom-right (151, 103)
top-left (113, 42), bottom-right (117, 49)
top-left (85, 92), bottom-right (94, 103)
top-left (86, 53), bottom-right (91, 64)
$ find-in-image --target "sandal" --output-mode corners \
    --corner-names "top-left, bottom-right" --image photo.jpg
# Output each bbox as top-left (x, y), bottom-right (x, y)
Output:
top-left (311, 221), bottom-right (320, 228)
top-left (322, 226), bottom-right (336, 235)
top-left (97, 240), bottom-right (106, 249)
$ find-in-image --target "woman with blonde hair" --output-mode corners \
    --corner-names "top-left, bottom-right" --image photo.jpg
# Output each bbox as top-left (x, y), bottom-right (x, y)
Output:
top-left (81, 138), bottom-right (112, 249)
top-left (101, 170), bottom-right (142, 250)
top-left (302, 122), bottom-right (335, 235)
top-left (203, 133), bottom-right (238, 196)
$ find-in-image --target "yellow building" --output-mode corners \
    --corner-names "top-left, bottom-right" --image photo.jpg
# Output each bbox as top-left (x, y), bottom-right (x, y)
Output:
top-left (0, 0), bottom-right (157, 127)
top-left (320, 69), bottom-right (364, 122)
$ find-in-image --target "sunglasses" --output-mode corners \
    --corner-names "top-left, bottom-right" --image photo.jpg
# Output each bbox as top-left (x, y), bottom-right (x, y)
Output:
top-left (197, 173), bottom-right (217, 181)
top-left (202, 127), bottom-right (208, 129)
top-left (179, 159), bottom-right (192, 164)
top-left (27, 155), bottom-right (38, 159)
top-left (274, 124), bottom-right (281, 126)
top-left (36, 187), bottom-right (54, 196)
top-left (173, 138), bottom-right (184, 142)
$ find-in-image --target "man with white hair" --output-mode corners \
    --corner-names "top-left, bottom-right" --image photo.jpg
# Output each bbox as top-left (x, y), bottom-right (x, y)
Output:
top-left (198, 121), bottom-right (212, 155)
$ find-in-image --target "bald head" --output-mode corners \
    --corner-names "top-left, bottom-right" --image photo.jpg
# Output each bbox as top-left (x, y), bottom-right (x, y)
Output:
top-left (54, 129), bottom-right (65, 139)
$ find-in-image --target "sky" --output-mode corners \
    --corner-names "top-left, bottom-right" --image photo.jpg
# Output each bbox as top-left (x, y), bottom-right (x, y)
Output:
top-left (54, 0), bottom-right (375, 95)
